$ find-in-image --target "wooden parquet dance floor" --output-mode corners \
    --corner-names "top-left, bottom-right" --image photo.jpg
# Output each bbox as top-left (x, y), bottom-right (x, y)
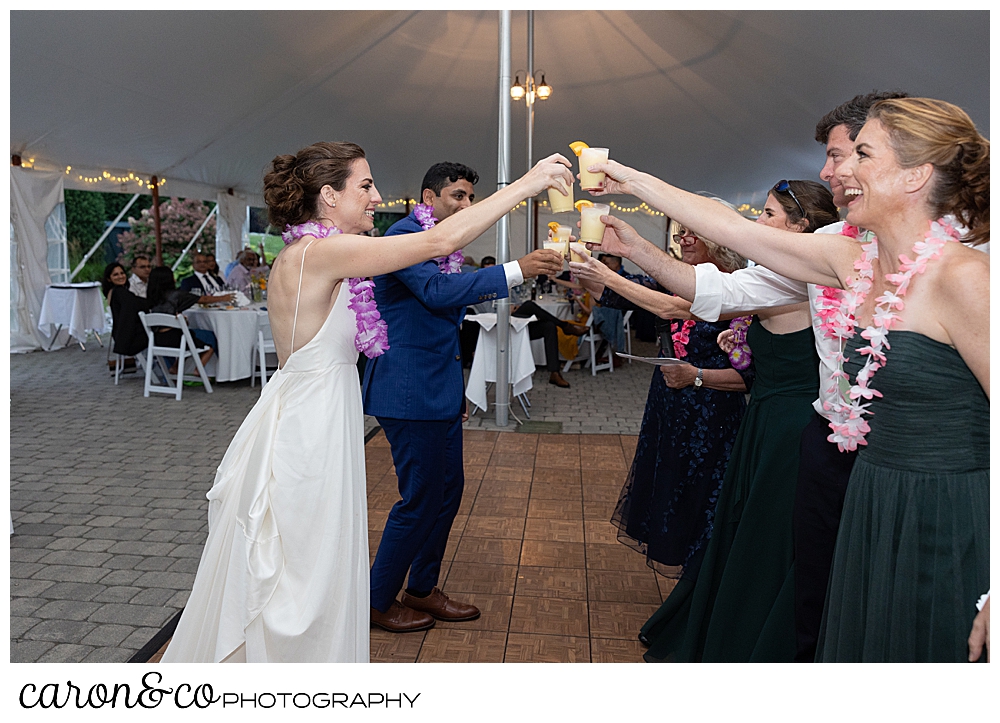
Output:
top-left (366, 429), bottom-right (673, 663)
top-left (149, 429), bottom-right (669, 663)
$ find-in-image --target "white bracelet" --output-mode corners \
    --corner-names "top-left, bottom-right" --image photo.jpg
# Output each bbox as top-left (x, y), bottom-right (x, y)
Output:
top-left (976, 590), bottom-right (989, 611)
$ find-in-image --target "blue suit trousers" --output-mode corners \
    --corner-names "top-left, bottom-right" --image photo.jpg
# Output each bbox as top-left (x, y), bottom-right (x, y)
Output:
top-left (369, 416), bottom-right (465, 612)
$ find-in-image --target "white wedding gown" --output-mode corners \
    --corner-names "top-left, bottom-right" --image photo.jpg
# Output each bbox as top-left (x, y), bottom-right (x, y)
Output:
top-left (162, 248), bottom-right (369, 663)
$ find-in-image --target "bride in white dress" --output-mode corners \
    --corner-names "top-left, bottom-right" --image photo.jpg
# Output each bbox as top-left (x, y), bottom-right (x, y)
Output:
top-left (162, 141), bottom-right (573, 662)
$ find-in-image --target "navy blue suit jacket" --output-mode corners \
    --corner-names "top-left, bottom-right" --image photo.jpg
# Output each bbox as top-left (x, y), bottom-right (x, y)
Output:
top-left (362, 212), bottom-right (510, 420)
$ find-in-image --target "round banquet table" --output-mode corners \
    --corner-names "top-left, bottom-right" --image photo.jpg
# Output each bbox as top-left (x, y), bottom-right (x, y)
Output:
top-left (183, 305), bottom-right (269, 382)
top-left (533, 297), bottom-right (572, 321)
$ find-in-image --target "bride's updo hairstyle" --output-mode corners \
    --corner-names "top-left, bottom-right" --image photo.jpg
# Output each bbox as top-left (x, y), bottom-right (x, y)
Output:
top-left (263, 141), bottom-right (367, 229)
top-left (868, 98), bottom-right (989, 246)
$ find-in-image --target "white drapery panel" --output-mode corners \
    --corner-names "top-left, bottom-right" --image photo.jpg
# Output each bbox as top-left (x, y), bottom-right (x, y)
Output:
top-left (215, 192), bottom-right (249, 270)
top-left (10, 169), bottom-right (65, 352)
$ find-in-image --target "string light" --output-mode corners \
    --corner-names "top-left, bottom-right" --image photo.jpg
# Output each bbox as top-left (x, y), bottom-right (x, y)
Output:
top-left (534, 199), bottom-right (666, 217)
top-left (74, 172), bottom-right (165, 189)
top-left (374, 198), bottom-right (417, 209)
top-left (737, 203), bottom-right (762, 217)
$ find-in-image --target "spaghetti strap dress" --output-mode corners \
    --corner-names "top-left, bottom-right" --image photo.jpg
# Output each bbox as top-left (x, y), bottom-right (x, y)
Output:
top-left (162, 240), bottom-right (369, 663)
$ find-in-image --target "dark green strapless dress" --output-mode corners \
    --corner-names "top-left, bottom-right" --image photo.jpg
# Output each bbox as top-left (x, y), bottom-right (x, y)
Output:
top-left (642, 318), bottom-right (819, 662)
top-left (816, 331), bottom-right (989, 662)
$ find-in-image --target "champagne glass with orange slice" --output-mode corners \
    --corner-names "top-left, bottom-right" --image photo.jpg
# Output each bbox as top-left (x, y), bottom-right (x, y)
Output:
top-left (570, 141), bottom-right (609, 191)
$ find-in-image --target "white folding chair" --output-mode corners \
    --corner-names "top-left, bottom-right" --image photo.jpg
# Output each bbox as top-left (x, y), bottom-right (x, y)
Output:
top-left (138, 312), bottom-right (214, 399)
top-left (585, 313), bottom-right (614, 375)
top-left (251, 313), bottom-right (277, 388)
top-left (561, 314), bottom-right (613, 376)
top-left (111, 337), bottom-right (145, 385)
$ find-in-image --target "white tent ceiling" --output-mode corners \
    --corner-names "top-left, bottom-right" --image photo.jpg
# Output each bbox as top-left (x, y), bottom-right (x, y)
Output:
top-left (11, 10), bottom-right (990, 209)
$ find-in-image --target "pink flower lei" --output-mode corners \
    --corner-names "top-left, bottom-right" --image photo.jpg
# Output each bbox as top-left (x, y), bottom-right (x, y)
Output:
top-left (281, 220), bottom-right (390, 359)
top-left (819, 218), bottom-right (959, 451)
top-left (670, 320), bottom-right (696, 359)
top-left (727, 316), bottom-right (753, 371)
top-left (414, 204), bottom-right (464, 274)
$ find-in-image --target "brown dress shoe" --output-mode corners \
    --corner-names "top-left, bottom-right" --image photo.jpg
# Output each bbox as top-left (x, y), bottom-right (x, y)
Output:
top-left (370, 600), bottom-right (436, 632)
top-left (549, 372), bottom-right (570, 388)
top-left (401, 588), bottom-right (481, 622)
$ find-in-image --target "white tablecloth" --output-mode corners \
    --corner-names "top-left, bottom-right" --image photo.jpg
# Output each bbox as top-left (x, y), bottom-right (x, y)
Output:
top-left (184, 306), bottom-right (269, 382)
top-left (38, 284), bottom-right (107, 343)
top-left (465, 313), bottom-right (536, 413)
top-left (534, 297), bottom-right (572, 320)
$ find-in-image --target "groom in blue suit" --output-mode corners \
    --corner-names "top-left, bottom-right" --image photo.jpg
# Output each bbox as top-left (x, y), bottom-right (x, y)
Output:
top-left (363, 162), bottom-right (562, 631)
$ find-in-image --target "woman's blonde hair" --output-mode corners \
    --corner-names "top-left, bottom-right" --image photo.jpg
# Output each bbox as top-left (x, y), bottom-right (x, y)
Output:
top-left (696, 196), bottom-right (749, 272)
top-left (868, 97), bottom-right (989, 246)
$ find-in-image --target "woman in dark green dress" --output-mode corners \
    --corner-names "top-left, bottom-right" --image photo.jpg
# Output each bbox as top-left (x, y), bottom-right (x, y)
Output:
top-left (640, 182), bottom-right (839, 662)
top-left (593, 97), bottom-right (989, 662)
top-left (816, 331), bottom-right (989, 661)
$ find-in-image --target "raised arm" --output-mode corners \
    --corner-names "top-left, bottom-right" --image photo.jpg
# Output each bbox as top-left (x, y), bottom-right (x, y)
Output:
top-left (310, 154), bottom-right (574, 281)
top-left (584, 215), bottom-right (699, 299)
top-left (569, 255), bottom-right (695, 320)
top-left (586, 160), bottom-right (855, 288)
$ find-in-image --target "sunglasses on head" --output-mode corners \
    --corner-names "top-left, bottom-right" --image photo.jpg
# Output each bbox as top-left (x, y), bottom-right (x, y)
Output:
top-left (772, 180), bottom-right (805, 219)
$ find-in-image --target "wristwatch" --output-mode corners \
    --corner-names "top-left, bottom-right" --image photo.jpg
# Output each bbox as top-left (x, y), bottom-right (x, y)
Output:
top-left (694, 369), bottom-right (704, 388)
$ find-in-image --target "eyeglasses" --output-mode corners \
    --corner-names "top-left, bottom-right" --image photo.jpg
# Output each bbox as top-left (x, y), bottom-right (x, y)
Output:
top-left (772, 180), bottom-right (805, 219)
top-left (672, 231), bottom-right (698, 244)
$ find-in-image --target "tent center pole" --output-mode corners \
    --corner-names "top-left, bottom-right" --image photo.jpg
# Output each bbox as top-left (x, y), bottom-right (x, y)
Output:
top-left (526, 10), bottom-right (534, 259)
top-left (151, 176), bottom-right (163, 267)
top-left (495, 10), bottom-right (512, 428)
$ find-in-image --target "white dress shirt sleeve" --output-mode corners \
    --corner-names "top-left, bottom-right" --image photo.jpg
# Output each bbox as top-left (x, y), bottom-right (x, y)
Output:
top-left (502, 260), bottom-right (524, 288)
top-left (689, 264), bottom-right (809, 321)
top-left (689, 219), bottom-right (850, 321)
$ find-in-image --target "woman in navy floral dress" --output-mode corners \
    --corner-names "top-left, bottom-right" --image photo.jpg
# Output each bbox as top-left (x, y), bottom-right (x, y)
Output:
top-left (596, 226), bottom-right (752, 577)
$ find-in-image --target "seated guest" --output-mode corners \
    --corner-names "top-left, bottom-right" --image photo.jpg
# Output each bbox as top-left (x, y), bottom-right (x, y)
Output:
top-left (102, 262), bottom-right (129, 303)
top-left (591, 254), bottom-right (627, 365)
top-left (461, 256), bottom-right (478, 273)
top-left (226, 249), bottom-right (259, 291)
top-left (206, 252), bottom-right (222, 277)
top-left (180, 251), bottom-right (228, 294)
top-left (128, 255), bottom-right (152, 298)
top-left (555, 288), bottom-right (593, 364)
top-left (511, 299), bottom-right (587, 387)
top-left (104, 262), bottom-right (148, 369)
top-left (146, 266), bottom-right (219, 369)
top-left (223, 247), bottom-right (248, 278)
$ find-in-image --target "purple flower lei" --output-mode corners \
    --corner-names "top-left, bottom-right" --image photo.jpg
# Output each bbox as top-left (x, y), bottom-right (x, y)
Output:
top-left (414, 204), bottom-right (464, 274)
top-left (727, 315), bottom-right (753, 371)
top-left (281, 220), bottom-right (389, 359)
